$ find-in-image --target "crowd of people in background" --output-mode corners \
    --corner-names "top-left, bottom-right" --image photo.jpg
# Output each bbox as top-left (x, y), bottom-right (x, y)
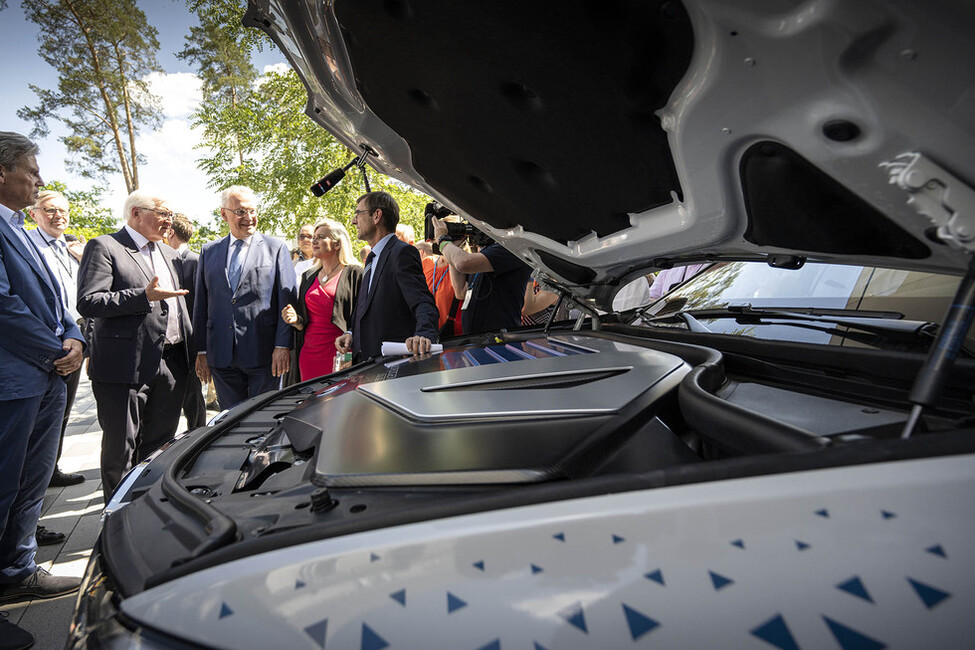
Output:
top-left (0, 130), bottom-right (702, 647)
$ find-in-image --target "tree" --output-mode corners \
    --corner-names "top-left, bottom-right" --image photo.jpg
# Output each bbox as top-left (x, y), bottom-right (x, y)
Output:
top-left (18, 0), bottom-right (163, 193)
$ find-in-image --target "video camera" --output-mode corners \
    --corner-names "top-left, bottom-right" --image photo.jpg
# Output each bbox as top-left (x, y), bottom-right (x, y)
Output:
top-left (423, 202), bottom-right (493, 251)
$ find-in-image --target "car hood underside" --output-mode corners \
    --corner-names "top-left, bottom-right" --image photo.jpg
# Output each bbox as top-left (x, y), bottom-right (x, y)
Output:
top-left (246, 0), bottom-right (975, 306)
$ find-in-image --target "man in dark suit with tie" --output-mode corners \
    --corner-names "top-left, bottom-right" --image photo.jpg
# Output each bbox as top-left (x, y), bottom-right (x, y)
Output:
top-left (167, 214), bottom-right (206, 429)
top-left (0, 133), bottom-right (84, 641)
top-left (336, 191), bottom-right (438, 360)
top-left (77, 190), bottom-right (193, 502)
top-left (27, 190), bottom-right (87, 491)
top-left (193, 186), bottom-right (296, 410)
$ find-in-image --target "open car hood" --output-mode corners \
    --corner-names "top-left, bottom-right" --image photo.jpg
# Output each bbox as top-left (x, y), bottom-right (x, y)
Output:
top-left (244, 0), bottom-right (975, 305)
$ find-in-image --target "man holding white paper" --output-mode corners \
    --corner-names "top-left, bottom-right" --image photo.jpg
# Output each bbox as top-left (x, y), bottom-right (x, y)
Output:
top-left (336, 191), bottom-right (438, 361)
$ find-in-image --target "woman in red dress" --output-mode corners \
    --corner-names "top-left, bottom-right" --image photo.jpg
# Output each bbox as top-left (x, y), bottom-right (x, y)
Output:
top-left (281, 219), bottom-right (362, 381)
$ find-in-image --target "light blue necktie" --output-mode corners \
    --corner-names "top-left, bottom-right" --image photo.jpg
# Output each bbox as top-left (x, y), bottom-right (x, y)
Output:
top-left (228, 239), bottom-right (244, 292)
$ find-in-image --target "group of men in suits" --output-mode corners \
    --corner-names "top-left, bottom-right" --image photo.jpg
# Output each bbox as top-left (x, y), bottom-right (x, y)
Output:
top-left (0, 129), bottom-right (438, 646)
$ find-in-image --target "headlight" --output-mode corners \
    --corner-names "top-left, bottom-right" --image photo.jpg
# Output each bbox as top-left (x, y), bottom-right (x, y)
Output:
top-left (67, 545), bottom-right (184, 649)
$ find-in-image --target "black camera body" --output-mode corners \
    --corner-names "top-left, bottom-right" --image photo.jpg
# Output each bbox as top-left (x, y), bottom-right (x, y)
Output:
top-left (424, 202), bottom-right (493, 250)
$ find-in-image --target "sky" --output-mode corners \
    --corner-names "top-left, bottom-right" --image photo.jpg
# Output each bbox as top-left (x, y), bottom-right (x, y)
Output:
top-left (0, 0), bottom-right (288, 228)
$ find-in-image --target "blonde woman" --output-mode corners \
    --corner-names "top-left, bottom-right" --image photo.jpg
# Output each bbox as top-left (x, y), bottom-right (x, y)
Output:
top-left (281, 219), bottom-right (363, 380)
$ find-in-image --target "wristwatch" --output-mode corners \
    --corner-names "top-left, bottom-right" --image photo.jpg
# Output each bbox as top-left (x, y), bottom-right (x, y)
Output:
top-left (437, 235), bottom-right (454, 248)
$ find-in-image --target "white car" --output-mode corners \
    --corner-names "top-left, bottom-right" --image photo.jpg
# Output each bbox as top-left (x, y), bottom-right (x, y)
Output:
top-left (69, 1), bottom-right (975, 648)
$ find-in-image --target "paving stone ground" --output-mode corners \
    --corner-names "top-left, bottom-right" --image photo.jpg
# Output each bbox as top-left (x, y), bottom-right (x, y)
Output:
top-left (0, 375), bottom-right (213, 650)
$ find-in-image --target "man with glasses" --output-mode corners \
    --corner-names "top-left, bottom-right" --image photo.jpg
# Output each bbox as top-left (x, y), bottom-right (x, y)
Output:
top-left (77, 190), bottom-right (192, 501)
top-left (26, 190), bottom-right (86, 492)
top-left (336, 191), bottom-right (437, 360)
top-left (193, 185), bottom-right (296, 409)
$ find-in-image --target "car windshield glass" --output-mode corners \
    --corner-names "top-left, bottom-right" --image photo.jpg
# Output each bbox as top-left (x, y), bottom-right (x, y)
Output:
top-left (637, 262), bottom-right (967, 349)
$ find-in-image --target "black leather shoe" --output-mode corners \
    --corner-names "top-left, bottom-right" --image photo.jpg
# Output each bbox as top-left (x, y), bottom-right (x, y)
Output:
top-left (0, 612), bottom-right (34, 650)
top-left (48, 469), bottom-right (85, 487)
top-left (35, 526), bottom-right (66, 546)
top-left (0, 568), bottom-right (81, 603)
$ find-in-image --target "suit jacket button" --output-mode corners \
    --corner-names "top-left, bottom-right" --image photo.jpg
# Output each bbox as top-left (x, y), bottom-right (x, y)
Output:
top-left (232, 299), bottom-right (236, 304)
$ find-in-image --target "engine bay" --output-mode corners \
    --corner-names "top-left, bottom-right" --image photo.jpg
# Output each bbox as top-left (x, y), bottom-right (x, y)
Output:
top-left (99, 326), bottom-right (975, 596)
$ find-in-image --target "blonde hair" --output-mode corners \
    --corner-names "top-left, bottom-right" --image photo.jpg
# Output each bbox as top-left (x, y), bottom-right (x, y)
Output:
top-left (309, 218), bottom-right (358, 271)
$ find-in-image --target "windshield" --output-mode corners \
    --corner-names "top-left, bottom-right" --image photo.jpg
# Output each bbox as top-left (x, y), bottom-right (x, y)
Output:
top-left (638, 262), bottom-right (967, 349)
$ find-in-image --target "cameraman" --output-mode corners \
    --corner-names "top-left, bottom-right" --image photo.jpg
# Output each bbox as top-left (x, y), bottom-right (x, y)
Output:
top-left (431, 216), bottom-right (531, 334)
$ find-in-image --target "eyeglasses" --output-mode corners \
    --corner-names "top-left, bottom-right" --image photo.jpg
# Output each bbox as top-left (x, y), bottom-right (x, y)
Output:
top-left (297, 233), bottom-right (313, 240)
top-left (312, 235), bottom-right (335, 242)
top-left (140, 207), bottom-right (174, 219)
top-left (224, 208), bottom-right (258, 217)
top-left (353, 208), bottom-right (374, 219)
top-left (39, 207), bottom-right (69, 217)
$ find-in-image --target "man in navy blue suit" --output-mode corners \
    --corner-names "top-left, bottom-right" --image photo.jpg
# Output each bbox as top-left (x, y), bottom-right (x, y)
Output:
top-left (336, 191), bottom-right (438, 360)
top-left (194, 186), bottom-right (296, 410)
top-left (0, 133), bottom-right (84, 644)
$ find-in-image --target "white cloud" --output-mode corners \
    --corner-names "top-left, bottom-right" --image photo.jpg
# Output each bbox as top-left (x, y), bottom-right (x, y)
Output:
top-left (262, 62), bottom-right (291, 76)
top-left (145, 71), bottom-right (203, 120)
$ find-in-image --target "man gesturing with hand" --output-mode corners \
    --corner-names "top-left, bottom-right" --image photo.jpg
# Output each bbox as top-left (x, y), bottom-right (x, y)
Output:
top-left (77, 190), bottom-right (192, 501)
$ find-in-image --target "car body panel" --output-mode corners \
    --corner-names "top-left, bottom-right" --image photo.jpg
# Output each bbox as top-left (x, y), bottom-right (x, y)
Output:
top-left (120, 453), bottom-right (975, 648)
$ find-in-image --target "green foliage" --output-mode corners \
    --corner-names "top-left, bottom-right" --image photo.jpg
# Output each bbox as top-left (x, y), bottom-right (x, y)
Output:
top-left (190, 63), bottom-right (431, 250)
top-left (40, 179), bottom-right (117, 241)
top-left (18, 0), bottom-right (163, 193)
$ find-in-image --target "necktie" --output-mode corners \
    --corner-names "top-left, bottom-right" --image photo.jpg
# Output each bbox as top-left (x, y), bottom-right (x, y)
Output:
top-left (228, 239), bottom-right (244, 292)
top-left (51, 239), bottom-right (72, 276)
top-left (145, 241), bottom-right (157, 273)
top-left (362, 251), bottom-right (375, 296)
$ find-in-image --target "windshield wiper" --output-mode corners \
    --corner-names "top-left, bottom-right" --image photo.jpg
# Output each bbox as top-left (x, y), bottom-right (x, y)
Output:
top-left (641, 305), bottom-right (938, 344)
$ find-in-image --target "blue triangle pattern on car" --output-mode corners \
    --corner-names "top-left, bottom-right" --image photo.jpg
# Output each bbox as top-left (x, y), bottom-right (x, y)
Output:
top-left (815, 508), bottom-right (829, 518)
top-left (218, 603), bottom-right (233, 619)
top-left (476, 640), bottom-right (501, 650)
top-left (612, 534), bottom-right (626, 544)
top-left (751, 614), bottom-right (800, 650)
top-left (731, 538), bottom-right (745, 549)
top-left (823, 616), bottom-right (886, 650)
top-left (925, 544), bottom-right (947, 558)
top-left (645, 569), bottom-right (665, 585)
top-left (881, 510), bottom-right (896, 520)
top-left (304, 618), bottom-right (328, 649)
top-left (558, 602), bottom-right (588, 633)
top-left (370, 552), bottom-right (381, 562)
top-left (622, 603), bottom-right (660, 640)
top-left (447, 592), bottom-right (468, 613)
top-left (473, 560), bottom-right (485, 571)
top-left (709, 571), bottom-right (734, 591)
top-left (907, 578), bottom-right (950, 609)
top-left (390, 589), bottom-right (406, 606)
top-left (361, 623), bottom-right (388, 650)
top-left (795, 540), bottom-right (810, 551)
top-left (295, 579), bottom-right (306, 590)
top-left (553, 532), bottom-right (566, 542)
top-left (836, 576), bottom-right (873, 603)
top-left (531, 563), bottom-right (543, 574)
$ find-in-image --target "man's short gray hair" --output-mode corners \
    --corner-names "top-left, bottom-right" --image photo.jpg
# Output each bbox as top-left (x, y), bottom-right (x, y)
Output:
top-left (0, 132), bottom-right (40, 171)
top-left (123, 189), bottom-right (163, 222)
top-left (33, 189), bottom-right (68, 208)
top-left (221, 185), bottom-right (256, 207)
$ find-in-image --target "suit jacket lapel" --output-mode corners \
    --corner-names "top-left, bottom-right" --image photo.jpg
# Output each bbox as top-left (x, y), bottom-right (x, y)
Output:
top-left (0, 216), bottom-right (61, 292)
top-left (116, 228), bottom-right (154, 283)
top-left (360, 238), bottom-right (395, 315)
